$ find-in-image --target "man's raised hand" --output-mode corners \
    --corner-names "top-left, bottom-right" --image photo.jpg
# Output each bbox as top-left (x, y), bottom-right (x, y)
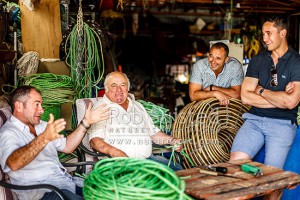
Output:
top-left (43, 114), bottom-right (66, 141)
top-left (84, 102), bottom-right (110, 126)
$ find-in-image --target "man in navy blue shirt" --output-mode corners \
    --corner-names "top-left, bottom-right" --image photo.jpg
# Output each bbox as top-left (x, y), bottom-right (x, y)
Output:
top-left (230, 16), bottom-right (300, 200)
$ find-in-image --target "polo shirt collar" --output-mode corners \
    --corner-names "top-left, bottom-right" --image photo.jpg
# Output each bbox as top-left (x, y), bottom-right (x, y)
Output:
top-left (267, 45), bottom-right (293, 60)
top-left (10, 115), bottom-right (28, 133)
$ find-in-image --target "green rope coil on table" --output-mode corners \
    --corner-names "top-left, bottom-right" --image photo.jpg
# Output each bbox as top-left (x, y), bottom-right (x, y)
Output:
top-left (83, 157), bottom-right (193, 200)
top-left (137, 100), bottom-right (174, 133)
top-left (172, 98), bottom-right (251, 168)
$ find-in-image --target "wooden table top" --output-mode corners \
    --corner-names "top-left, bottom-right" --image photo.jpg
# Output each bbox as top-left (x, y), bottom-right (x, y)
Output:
top-left (176, 159), bottom-right (300, 200)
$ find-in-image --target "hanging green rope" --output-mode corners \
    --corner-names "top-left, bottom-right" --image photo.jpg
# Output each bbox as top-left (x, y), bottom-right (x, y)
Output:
top-left (164, 140), bottom-right (195, 168)
top-left (83, 157), bottom-right (193, 200)
top-left (65, 0), bottom-right (105, 100)
top-left (137, 100), bottom-right (174, 133)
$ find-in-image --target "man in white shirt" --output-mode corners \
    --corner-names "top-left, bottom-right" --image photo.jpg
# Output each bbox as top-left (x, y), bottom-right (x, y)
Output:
top-left (88, 71), bottom-right (183, 170)
top-left (0, 85), bottom-right (109, 200)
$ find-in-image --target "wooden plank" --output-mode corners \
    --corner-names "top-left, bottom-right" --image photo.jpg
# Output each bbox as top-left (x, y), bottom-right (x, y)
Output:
top-left (205, 175), bottom-right (300, 200)
top-left (20, 0), bottom-right (62, 58)
top-left (189, 172), bottom-right (299, 199)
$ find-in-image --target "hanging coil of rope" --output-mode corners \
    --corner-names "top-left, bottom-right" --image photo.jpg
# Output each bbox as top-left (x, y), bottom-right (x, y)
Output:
top-left (137, 100), bottom-right (174, 133)
top-left (172, 98), bottom-right (250, 168)
top-left (16, 51), bottom-right (39, 76)
top-left (83, 157), bottom-right (193, 200)
top-left (65, 0), bottom-right (105, 100)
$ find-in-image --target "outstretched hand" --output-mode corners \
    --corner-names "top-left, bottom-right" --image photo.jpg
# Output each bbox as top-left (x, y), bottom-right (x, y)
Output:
top-left (83, 102), bottom-right (110, 126)
top-left (43, 114), bottom-right (66, 141)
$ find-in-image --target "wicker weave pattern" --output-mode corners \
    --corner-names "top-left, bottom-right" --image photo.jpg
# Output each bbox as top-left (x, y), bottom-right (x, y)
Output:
top-left (172, 98), bottom-right (251, 168)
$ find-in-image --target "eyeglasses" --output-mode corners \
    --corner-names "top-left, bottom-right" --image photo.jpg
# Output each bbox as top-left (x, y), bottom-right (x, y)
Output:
top-left (270, 68), bottom-right (278, 87)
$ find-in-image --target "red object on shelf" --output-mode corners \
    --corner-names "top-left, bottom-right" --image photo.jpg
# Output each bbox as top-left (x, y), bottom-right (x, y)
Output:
top-left (99, 0), bottom-right (114, 10)
top-left (98, 89), bottom-right (105, 97)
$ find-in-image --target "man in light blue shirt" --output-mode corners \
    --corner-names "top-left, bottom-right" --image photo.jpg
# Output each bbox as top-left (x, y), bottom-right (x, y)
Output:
top-left (189, 42), bottom-right (244, 105)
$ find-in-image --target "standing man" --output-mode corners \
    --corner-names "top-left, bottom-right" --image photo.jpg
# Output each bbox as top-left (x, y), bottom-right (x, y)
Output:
top-left (88, 71), bottom-right (183, 171)
top-left (189, 42), bottom-right (244, 105)
top-left (230, 16), bottom-right (300, 199)
top-left (0, 85), bottom-right (110, 200)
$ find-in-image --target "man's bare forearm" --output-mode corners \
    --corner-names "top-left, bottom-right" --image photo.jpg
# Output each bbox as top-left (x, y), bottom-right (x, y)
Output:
top-left (90, 137), bottom-right (127, 157)
top-left (261, 89), bottom-right (300, 109)
top-left (211, 85), bottom-right (241, 99)
top-left (6, 135), bottom-right (49, 171)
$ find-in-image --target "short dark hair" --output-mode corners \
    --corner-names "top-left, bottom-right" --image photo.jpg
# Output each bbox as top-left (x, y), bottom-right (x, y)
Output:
top-left (10, 85), bottom-right (41, 110)
top-left (264, 16), bottom-right (288, 32)
top-left (210, 42), bottom-right (229, 57)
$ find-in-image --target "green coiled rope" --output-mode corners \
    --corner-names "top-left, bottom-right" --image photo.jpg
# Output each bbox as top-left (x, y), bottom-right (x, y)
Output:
top-left (65, 18), bottom-right (104, 100)
top-left (19, 73), bottom-right (74, 109)
top-left (137, 100), bottom-right (174, 133)
top-left (83, 157), bottom-right (193, 200)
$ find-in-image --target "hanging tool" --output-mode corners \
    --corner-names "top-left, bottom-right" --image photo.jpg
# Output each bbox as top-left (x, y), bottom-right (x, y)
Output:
top-left (198, 169), bottom-right (248, 180)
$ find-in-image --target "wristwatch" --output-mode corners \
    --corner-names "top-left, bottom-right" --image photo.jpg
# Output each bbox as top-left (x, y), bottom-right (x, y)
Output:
top-left (259, 88), bottom-right (265, 96)
top-left (210, 85), bottom-right (213, 91)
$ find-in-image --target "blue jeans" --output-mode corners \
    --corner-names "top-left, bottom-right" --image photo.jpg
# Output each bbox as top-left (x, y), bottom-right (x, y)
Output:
top-left (231, 113), bottom-right (297, 168)
top-left (147, 155), bottom-right (183, 171)
top-left (41, 186), bottom-right (83, 200)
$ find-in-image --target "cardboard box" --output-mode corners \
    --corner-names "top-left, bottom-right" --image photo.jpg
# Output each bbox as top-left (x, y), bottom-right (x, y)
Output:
top-left (38, 61), bottom-right (70, 75)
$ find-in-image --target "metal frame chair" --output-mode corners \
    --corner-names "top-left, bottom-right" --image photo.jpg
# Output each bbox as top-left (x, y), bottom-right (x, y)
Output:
top-left (75, 97), bottom-right (184, 168)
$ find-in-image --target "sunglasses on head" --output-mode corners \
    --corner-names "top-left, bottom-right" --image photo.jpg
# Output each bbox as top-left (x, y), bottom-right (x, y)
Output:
top-left (270, 68), bottom-right (278, 87)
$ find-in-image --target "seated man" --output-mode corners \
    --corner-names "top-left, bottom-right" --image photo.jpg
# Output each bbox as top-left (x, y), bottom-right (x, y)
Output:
top-left (0, 86), bottom-right (110, 200)
top-left (88, 71), bottom-right (183, 171)
top-left (189, 42), bottom-right (244, 105)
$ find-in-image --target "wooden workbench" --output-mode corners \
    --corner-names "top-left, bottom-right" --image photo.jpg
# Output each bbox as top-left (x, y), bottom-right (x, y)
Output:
top-left (176, 159), bottom-right (300, 200)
